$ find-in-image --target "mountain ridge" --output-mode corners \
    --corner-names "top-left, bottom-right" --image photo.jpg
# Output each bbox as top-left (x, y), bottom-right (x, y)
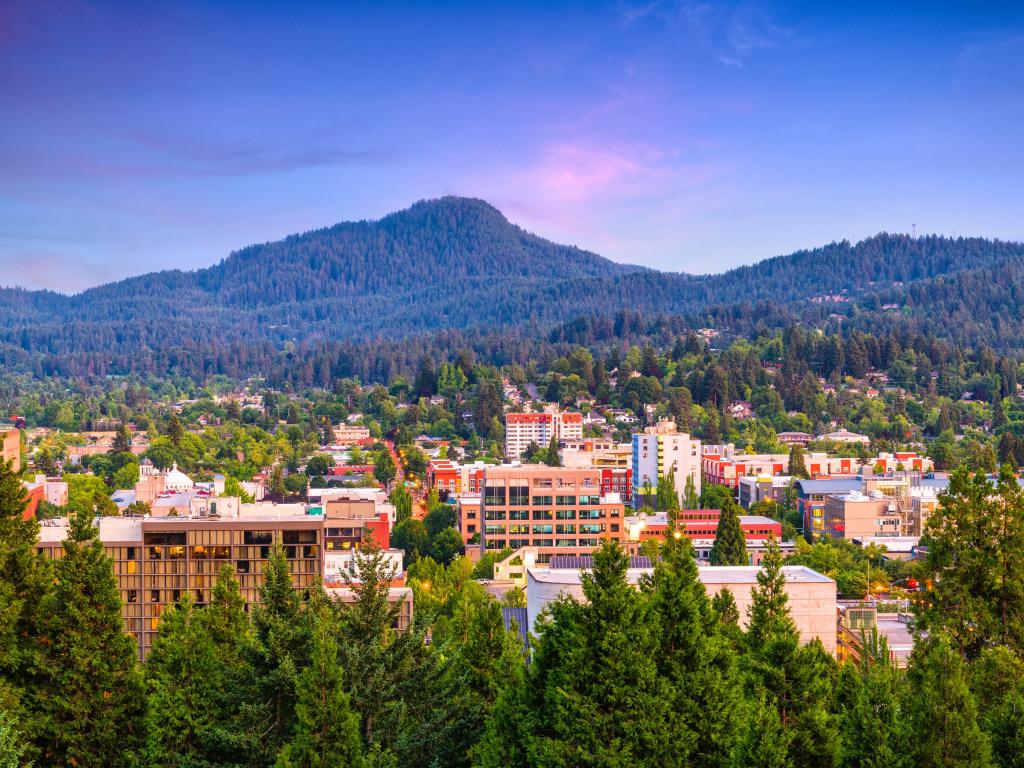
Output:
top-left (2, 195), bottom-right (1024, 379)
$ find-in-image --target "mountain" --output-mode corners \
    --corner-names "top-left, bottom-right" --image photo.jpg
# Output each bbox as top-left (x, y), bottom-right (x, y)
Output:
top-left (2, 195), bottom-right (1024, 380)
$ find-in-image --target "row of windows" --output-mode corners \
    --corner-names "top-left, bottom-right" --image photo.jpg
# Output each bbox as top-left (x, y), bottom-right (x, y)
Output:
top-left (484, 523), bottom-right (616, 535)
top-left (485, 537), bottom-right (603, 549)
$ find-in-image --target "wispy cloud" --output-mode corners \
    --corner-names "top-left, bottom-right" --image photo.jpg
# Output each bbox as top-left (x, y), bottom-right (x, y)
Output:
top-left (625, 0), bottom-right (791, 67)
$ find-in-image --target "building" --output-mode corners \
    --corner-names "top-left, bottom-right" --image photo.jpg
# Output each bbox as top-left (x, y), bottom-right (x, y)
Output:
top-left (525, 563), bottom-right (837, 652)
top-left (133, 459), bottom-right (195, 504)
top-left (823, 481), bottom-right (945, 540)
top-left (702, 448), bottom-right (793, 488)
top-left (817, 429), bottom-right (871, 444)
top-left (323, 494), bottom-right (391, 551)
top-left (504, 412), bottom-right (583, 459)
top-left (622, 511), bottom-right (791, 563)
top-left (37, 511), bottom-right (325, 658)
top-left (797, 474), bottom-right (947, 539)
top-left (559, 439), bottom-right (631, 470)
top-left (332, 425), bottom-right (372, 446)
top-left (456, 465), bottom-right (626, 557)
top-left (738, 475), bottom-right (793, 508)
top-left (631, 419), bottom-right (701, 507)
top-left (777, 431), bottom-right (813, 446)
top-left (2, 428), bottom-right (20, 472)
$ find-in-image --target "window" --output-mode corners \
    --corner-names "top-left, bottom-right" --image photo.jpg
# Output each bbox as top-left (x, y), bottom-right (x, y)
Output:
top-left (509, 509), bottom-right (529, 520)
top-left (556, 524), bottom-right (576, 534)
top-left (126, 547), bottom-right (138, 559)
top-left (127, 589), bottom-right (137, 603)
top-left (580, 523), bottom-right (604, 534)
top-left (244, 530), bottom-right (273, 546)
top-left (556, 539), bottom-right (576, 547)
top-left (303, 545), bottom-right (318, 559)
top-left (484, 486), bottom-right (506, 505)
top-left (508, 486), bottom-right (529, 506)
top-left (283, 530), bottom-right (317, 544)
top-left (144, 532), bottom-right (186, 545)
top-left (485, 525), bottom-right (505, 535)
top-left (579, 509), bottom-right (601, 520)
top-left (150, 590), bottom-right (160, 603)
top-left (556, 509), bottom-right (576, 520)
top-left (508, 525), bottom-right (530, 535)
top-left (556, 495), bottom-right (576, 506)
top-left (532, 510), bottom-right (553, 520)
top-left (532, 524), bottom-right (553, 535)
top-left (484, 510), bottom-right (506, 520)
top-left (531, 495), bottom-right (552, 506)
top-left (236, 560), bottom-right (250, 573)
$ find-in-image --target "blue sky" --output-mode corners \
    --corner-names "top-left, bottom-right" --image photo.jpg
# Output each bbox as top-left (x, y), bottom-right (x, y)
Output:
top-left (2, 0), bottom-right (1023, 291)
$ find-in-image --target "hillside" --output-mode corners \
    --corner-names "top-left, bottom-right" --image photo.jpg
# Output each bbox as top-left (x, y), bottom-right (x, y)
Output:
top-left (2, 196), bottom-right (1024, 379)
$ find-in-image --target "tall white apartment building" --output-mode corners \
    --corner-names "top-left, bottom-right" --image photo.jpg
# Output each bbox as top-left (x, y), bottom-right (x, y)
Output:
top-left (631, 419), bottom-right (701, 507)
top-left (504, 412), bottom-right (583, 459)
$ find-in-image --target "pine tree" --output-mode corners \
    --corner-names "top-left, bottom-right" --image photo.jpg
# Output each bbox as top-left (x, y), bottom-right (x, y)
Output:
top-left (276, 598), bottom-right (364, 768)
top-left (167, 413), bottom-right (185, 446)
top-left (112, 422), bottom-right (132, 455)
top-left (0, 710), bottom-right (28, 768)
top-left (837, 631), bottom-right (908, 768)
top-left (919, 465), bottom-right (1024, 658)
top-left (788, 444), bottom-right (810, 480)
top-left (528, 541), bottom-right (673, 765)
top-left (969, 647), bottom-right (1024, 768)
top-left (245, 547), bottom-right (307, 762)
top-left (35, 510), bottom-right (143, 768)
top-left (0, 458), bottom-right (50, 746)
top-left (144, 596), bottom-right (223, 767)
top-left (711, 499), bottom-right (748, 566)
top-left (904, 635), bottom-right (991, 768)
top-left (647, 531), bottom-right (740, 767)
top-left (745, 537), bottom-right (839, 768)
top-left (542, 435), bottom-right (561, 467)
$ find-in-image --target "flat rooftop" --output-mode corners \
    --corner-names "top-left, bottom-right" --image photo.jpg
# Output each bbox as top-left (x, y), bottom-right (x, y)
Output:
top-left (527, 564), bottom-right (833, 586)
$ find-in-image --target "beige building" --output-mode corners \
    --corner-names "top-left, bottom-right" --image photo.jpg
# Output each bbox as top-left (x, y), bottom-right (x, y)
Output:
top-left (2, 428), bottom-right (20, 472)
top-left (526, 563), bottom-right (837, 653)
top-left (332, 425), bottom-right (371, 446)
top-left (824, 481), bottom-right (942, 540)
top-left (457, 464), bottom-right (625, 557)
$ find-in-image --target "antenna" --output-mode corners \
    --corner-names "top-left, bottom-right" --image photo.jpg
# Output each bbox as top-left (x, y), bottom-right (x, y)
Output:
top-left (912, 223), bottom-right (917, 238)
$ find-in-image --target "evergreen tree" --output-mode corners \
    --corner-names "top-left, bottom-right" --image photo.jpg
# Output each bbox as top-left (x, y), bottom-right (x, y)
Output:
top-left (646, 531), bottom-right (740, 767)
top-left (919, 465), bottom-right (1024, 657)
top-left (711, 499), bottom-right (748, 566)
top-left (35, 510), bottom-right (143, 768)
top-left (837, 631), bottom-right (908, 768)
top-left (276, 597), bottom-right (364, 768)
top-left (112, 422), bottom-right (132, 455)
top-left (788, 443), bottom-right (810, 480)
top-left (745, 538), bottom-right (839, 768)
top-left (542, 435), bottom-right (561, 467)
top-left (528, 541), bottom-right (673, 766)
top-left (144, 596), bottom-right (223, 767)
top-left (969, 647), bottom-right (1024, 768)
top-left (904, 634), bottom-right (991, 768)
top-left (0, 710), bottom-right (28, 768)
top-left (167, 413), bottom-right (185, 446)
top-left (245, 547), bottom-right (307, 763)
top-left (0, 458), bottom-right (49, 746)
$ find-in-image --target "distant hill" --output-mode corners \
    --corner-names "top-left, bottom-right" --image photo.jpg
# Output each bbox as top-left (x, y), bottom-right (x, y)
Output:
top-left (1, 195), bottom-right (1023, 379)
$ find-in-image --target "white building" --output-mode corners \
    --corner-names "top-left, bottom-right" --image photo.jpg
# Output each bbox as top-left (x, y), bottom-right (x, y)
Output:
top-left (631, 419), bottom-right (701, 506)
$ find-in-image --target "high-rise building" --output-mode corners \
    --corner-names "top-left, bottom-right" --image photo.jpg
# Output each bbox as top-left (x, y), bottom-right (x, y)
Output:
top-left (631, 419), bottom-right (701, 507)
top-left (504, 412), bottom-right (583, 459)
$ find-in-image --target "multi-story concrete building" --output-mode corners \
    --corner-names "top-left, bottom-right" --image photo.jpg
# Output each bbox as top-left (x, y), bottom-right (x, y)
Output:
top-left (631, 419), bottom-right (701, 507)
top-left (456, 465), bottom-right (625, 557)
top-left (738, 475), bottom-right (793, 508)
top-left (558, 439), bottom-right (631, 469)
top-left (37, 511), bottom-right (325, 658)
top-left (504, 412), bottom-right (583, 459)
top-left (2, 428), bottom-right (20, 473)
top-left (798, 474), bottom-right (947, 539)
top-left (526, 562), bottom-right (837, 653)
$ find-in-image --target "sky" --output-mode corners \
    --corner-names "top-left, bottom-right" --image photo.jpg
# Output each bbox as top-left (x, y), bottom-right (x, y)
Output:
top-left (1, 0), bottom-right (1023, 292)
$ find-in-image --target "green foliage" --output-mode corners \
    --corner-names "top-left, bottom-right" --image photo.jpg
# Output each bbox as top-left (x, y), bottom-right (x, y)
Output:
top-left (35, 510), bottom-right (143, 767)
top-left (374, 448), bottom-right (396, 486)
top-left (904, 634), bottom-right (991, 768)
top-left (919, 465), bottom-right (1024, 658)
top-left (710, 499), bottom-right (747, 566)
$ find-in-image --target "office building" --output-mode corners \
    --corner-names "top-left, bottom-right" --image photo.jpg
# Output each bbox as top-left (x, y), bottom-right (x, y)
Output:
top-left (504, 412), bottom-right (583, 459)
top-left (631, 419), bottom-right (701, 507)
